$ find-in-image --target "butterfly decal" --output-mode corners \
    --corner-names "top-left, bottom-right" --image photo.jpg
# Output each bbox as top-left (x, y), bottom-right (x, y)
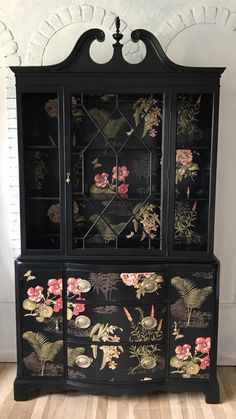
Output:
top-left (91, 158), bottom-right (102, 169)
top-left (24, 270), bottom-right (36, 282)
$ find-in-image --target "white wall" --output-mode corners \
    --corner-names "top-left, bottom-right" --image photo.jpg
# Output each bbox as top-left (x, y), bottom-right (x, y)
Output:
top-left (0, 0), bottom-right (236, 364)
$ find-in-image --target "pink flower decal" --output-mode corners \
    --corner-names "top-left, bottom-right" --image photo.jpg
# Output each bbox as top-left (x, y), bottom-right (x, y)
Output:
top-left (112, 166), bottom-right (129, 182)
top-left (73, 303), bottom-right (85, 316)
top-left (47, 203), bottom-right (60, 223)
top-left (94, 172), bottom-right (109, 188)
top-left (200, 355), bottom-right (210, 370)
top-left (120, 273), bottom-right (139, 286)
top-left (47, 278), bottom-right (62, 296)
top-left (27, 286), bottom-right (44, 303)
top-left (67, 277), bottom-right (81, 295)
top-left (118, 183), bottom-right (129, 198)
top-left (175, 344), bottom-right (191, 360)
top-left (176, 149), bottom-right (193, 166)
top-left (195, 337), bottom-right (211, 354)
top-left (53, 297), bottom-right (63, 313)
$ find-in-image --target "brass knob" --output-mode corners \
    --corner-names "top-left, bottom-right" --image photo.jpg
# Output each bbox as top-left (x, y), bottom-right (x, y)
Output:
top-left (76, 355), bottom-right (92, 368)
top-left (141, 316), bottom-right (158, 330)
top-left (140, 356), bottom-right (157, 369)
top-left (142, 278), bottom-right (158, 293)
top-left (75, 315), bottom-right (91, 329)
top-left (77, 279), bottom-right (91, 293)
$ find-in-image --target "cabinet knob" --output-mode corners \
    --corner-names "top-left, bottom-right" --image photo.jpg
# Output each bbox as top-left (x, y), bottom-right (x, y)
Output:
top-left (66, 171), bottom-right (71, 184)
top-left (75, 315), bottom-right (91, 329)
top-left (77, 279), bottom-right (91, 293)
top-left (142, 278), bottom-right (158, 293)
top-left (76, 354), bottom-right (92, 368)
top-left (141, 316), bottom-right (158, 330)
top-left (140, 356), bottom-right (157, 370)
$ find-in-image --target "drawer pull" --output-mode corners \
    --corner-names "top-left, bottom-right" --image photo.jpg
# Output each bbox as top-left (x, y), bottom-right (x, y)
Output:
top-left (140, 356), bottom-right (157, 370)
top-left (77, 279), bottom-right (91, 293)
top-left (142, 279), bottom-right (158, 293)
top-left (141, 316), bottom-right (158, 330)
top-left (76, 355), bottom-right (92, 368)
top-left (75, 315), bottom-right (91, 329)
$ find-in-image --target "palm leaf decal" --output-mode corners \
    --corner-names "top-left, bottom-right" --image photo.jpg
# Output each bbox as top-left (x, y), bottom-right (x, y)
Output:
top-left (171, 277), bottom-right (212, 326)
top-left (89, 109), bottom-right (126, 139)
top-left (23, 331), bottom-right (63, 376)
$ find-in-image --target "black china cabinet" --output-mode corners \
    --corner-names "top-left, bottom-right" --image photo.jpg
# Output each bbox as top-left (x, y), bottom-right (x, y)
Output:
top-left (11, 18), bottom-right (225, 403)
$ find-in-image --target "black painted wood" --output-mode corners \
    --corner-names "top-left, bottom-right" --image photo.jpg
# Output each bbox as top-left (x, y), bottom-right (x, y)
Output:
top-left (11, 21), bottom-right (224, 403)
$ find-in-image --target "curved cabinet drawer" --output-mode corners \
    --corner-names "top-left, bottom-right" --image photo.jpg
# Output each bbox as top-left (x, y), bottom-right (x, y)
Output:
top-left (66, 269), bottom-right (166, 303)
top-left (67, 341), bottom-right (165, 383)
top-left (67, 303), bottom-right (166, 343)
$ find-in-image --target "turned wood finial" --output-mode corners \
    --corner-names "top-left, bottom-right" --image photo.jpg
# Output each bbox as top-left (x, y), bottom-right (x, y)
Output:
top-left (112, 16), bottom-right (123, 44)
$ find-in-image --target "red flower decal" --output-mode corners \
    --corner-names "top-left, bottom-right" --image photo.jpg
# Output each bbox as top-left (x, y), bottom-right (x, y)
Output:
top-left (27, 286), bottom-right (44, 303)
top-left (73, 303), bottom-right (85, 316)
top-left (195, 337), bottom-right (211, 354)
top-left (67, 277), bottom-right (81, 295)
top-left (94, 172), bottom-right (109, 188)
top-left (200, 355), bottom-right (210, 370)
top-left (47, 278), bottom-right (62, 296)
top-left (112, 166), bottom-right (129, 182)
top-left (120, 273), bottom-right (139, 286)
top-left (118, 183), bottom-right (129, 198)
top-left (53, 297), bottom-right (63, 313)
top-left (175, 344), bottom-right (191, 360)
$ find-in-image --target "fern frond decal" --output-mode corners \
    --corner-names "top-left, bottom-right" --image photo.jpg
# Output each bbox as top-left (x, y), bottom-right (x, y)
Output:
top-left (171, 277), bottom-right (212, 326)
top-left (23, 331), bottom-right (63, 376)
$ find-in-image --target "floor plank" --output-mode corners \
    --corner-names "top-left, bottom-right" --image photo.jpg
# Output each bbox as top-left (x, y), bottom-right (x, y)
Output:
top-left (0, 364), bottom-right (236, 419)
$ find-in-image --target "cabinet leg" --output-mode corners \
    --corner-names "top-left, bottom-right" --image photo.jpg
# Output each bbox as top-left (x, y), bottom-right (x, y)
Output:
top-left (14, 380), bottom-right (31, 401)
top-left (204, 381), bottom-right (220, 404)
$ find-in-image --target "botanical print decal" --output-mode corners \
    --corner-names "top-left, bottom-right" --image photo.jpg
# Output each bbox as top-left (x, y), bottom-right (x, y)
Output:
top-left (23, 331), bottom-right (63, 376)
top-left (47, 201), bottom-right (85, 226)
top-left (23, 276), bottom-right (87, 323)
top-left (89, 272), bottom-right (120, 300)
top-left (90, 322), bottom-right (123, 370)
top-left (127, 203), bottom-right (160, 241)
top-left (171, 276), bottom-right (212, 326)
top-left (177, 95), bottom-right (201, 138)
top-left (120, 272), bottom-right (163, 299)
top-left (175, 150), bottom-right (199, 184)
top-left (133, 97), bottom-right (162, 138)
top-left (34, 151), bottom-right (48, 190)
top-left (123, 306), bottom-right (163, 342)
top-left (90, 165), bottom-right (129, 198)
top-left (174, 201), bottom-right (197, 239)
top-left (129, 345), bottom-right (162, 374)
top-left (170, 337), bottom-right (211, 378)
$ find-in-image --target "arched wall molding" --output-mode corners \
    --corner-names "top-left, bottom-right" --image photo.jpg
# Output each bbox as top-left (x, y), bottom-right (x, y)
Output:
top-left (26, 3), bottom-right (141, 66)
top-left (0, 19), bottom-right (21, 256)
top-left (156, 6), bottom-right (235, 50)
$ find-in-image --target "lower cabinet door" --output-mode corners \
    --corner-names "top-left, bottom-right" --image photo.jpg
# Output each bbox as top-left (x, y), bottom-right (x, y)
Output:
top-left (67, 342), bottom-right (166, 383)
top-left (17, 264), bottom-right (64, 377)
top-left (168, 265), bottom-right (216, 380)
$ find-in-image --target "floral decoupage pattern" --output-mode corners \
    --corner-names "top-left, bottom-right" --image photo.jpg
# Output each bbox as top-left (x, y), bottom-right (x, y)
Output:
top-left (68, 271), bottom-right (165, 302)
top-left (169, 270), bottom-right (213, 380)
top-left (68, 305), bottom-right (165, 382)
top-left (70, 93), bottom-right (163, 250)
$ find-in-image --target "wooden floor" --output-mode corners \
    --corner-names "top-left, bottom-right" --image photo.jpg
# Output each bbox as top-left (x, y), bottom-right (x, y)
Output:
top-left (0, 364), bottom-right (236, 419)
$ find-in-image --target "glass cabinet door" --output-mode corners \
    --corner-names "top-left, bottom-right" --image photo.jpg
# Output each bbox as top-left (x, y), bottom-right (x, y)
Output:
top-left (68, 93), bottom-right (165, 252)
top-left (173, 93), bottom-right (213, 252)
top-left (21, 92), bottom-right (61, 250)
